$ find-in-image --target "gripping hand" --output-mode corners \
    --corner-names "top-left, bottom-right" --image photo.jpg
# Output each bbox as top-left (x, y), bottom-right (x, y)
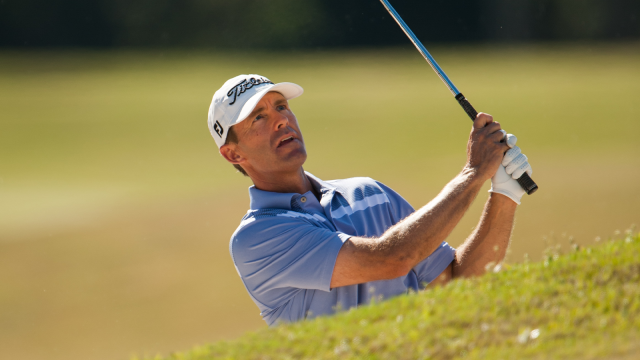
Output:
top-left (489, 134), bottom-right (533, 205)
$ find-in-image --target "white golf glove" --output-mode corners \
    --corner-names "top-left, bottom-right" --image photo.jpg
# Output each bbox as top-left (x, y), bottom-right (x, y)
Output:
top-left (489, 133), bottom-right (533, 205)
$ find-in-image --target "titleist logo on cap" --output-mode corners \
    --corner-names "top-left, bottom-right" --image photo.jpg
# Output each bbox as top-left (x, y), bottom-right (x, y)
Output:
top-left (227, 77), bottom-right (274, 105)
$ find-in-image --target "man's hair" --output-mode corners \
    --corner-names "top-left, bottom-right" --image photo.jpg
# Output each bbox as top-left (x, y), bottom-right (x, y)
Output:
top-left (224, 126), bottom-right (249, 177)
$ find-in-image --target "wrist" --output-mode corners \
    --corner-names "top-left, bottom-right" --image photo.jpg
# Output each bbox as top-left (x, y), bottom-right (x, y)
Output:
top-left (461, 166), bottom-right (486, 186)
top-left (489, 189), bottom-right (521, 206)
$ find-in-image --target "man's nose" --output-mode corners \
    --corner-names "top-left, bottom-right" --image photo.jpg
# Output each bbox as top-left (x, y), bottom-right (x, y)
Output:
top-left (274, 111), bottom-right (289, 130)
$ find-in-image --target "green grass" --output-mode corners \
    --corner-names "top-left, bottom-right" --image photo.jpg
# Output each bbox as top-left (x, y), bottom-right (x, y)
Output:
top-left (147, 231), bottom-right (640, 360)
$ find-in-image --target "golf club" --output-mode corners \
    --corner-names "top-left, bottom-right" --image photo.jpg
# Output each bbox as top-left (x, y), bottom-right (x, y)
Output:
top-left (379, 0), bottom-right (538, 195)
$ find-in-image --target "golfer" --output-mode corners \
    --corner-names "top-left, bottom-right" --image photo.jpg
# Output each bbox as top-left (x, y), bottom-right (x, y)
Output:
top-left (208, 74), bottom-right (533, 326)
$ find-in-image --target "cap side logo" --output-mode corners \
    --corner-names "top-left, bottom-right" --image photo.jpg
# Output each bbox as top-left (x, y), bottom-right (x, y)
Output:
top-left (213, 120), bottom-right (224, 137)
top-left (227, 77), bottom-right (274, 105)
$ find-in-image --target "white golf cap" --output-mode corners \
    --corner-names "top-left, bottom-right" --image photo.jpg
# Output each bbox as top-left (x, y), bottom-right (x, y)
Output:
top-left (208, 74), bottom-right (304, 148)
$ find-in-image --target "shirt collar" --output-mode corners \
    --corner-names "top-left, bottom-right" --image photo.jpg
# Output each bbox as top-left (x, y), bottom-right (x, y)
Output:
top-left (248, 186), bottom-right (296, 210)
top-left (248, 171), bottom-right (340, 210)
top-left (305, 171), bottom-right (339, 195)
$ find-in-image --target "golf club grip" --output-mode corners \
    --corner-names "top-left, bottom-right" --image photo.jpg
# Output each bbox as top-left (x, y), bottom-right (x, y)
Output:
top-left (455, 93), bottom-right (538, 195)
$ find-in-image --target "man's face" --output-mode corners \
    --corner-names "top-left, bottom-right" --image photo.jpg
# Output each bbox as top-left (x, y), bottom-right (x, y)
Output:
top-left (222, 91), bottom-right (307, 177)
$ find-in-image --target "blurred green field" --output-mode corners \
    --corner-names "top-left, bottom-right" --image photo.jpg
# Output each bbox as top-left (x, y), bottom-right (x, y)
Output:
top-left (0, 44), bottom-right (639, 360)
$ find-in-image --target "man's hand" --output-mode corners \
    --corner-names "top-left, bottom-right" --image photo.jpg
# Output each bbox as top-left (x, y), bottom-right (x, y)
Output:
top-left (437, 114), bottom-right (519, 280)
top-left (489, 134), bottom-right (533, 205)
top-left (465, 113), bottom-right (510, 181)
top-left (331, 112), bottom-right (521, 288)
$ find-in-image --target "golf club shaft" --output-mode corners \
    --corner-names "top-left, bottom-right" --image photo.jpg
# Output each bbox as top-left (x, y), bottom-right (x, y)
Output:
top-left (379, 0), bottom-right (538, 195)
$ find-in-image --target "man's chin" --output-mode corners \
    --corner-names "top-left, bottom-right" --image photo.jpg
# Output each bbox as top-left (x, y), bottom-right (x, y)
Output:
top-left (285, 149), bottom-right (307, 166)
top-left (273, 149), bottom-right (307, 172)
top-left (248, 147), bottom-right (307, 176)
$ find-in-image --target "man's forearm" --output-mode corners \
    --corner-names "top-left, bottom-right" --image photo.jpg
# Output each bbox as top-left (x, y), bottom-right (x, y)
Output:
top-left (453, 193), bottom-right (517, 278)
top-left (375, 167), bottom-right (485, 271)
top-left (332, 113), bottom-right (511, 288)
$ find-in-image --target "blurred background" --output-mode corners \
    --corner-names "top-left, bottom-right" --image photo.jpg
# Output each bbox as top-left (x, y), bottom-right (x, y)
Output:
top-left (1, 1), bottom-right (639, 360)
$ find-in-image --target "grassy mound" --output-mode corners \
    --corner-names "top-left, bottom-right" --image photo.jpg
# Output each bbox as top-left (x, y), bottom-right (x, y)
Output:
top-left (146, 232), bottom-right (640, 360)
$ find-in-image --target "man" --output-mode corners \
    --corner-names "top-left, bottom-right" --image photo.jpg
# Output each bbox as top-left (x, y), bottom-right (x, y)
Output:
top-left (208, 74), bottom-right (532, 326)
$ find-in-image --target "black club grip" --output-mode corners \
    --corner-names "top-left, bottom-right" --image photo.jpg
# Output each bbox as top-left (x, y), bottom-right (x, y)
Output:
top-left (455, 93), bottom-right (538, 195)
top-left (455, 92), bottom-right (479, 120)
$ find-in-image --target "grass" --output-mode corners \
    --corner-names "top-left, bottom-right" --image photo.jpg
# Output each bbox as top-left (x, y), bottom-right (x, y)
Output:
top-left (0, 44), bottom-right (639, 360)
top-left (146, 231), bottom-right (640, 360)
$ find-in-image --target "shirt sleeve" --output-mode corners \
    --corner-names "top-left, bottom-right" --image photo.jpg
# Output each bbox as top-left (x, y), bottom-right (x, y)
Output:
top-left (413, 241), bottom-right (456, 286)
top-left (230, 215), bottom-right (350, 307)
top-left (373, 180), bottom-right (455, 286)
top-left (375, 180), bottom-right (415, 224)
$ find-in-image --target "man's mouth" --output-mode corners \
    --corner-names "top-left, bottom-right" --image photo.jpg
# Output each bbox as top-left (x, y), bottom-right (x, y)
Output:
top-left (278, 136), bottom-right (295, 147)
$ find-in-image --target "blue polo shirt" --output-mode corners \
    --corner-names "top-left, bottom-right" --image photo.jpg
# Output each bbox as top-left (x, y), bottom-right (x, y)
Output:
top-left (229, 172), bottom-right (455, 326)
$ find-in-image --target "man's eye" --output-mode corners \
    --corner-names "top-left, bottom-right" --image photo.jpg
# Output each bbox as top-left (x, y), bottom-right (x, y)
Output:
top-left (254, 114), bottom-right (264, 121)
top-left (277, 105), bottom-right (287, 111)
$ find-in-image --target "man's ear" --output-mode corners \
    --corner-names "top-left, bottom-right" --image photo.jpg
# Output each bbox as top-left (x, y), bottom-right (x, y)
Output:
top-left (219, 143), bottom-right (245, 165)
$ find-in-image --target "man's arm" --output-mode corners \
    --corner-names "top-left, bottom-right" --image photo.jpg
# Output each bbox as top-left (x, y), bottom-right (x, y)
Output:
top-left (330, 113), bottom-right (508, 288)
top-left (453, 192), bottom-right (516, 277)
top-left (430, 192), bottom-right (517, 285)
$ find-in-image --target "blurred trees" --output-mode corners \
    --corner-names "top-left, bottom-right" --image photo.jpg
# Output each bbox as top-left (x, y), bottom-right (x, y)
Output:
top-left (0, 0), bottom-right (638, 48)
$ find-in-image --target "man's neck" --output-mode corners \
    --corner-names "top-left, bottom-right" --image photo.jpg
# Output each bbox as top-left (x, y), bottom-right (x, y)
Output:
top-left (251, 167), bottom-right (314, 195)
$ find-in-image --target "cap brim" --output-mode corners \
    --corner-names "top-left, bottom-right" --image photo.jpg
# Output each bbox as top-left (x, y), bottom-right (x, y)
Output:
top-left (234, 82), bottom-right (304, 126)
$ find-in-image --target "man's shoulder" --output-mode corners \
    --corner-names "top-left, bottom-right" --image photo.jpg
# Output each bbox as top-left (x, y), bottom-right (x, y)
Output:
top-left (325, 175), bottom-right (379, 188)
top-left (326, 176), bottom-right (386, 195)
top-left (326, 176), bottom-right (392, 203)
top-left (327, 176), bottom-right (414, 222)
top-left (233, 208), bottom-right (328, 237)
top-left (230, 208), bottom-right (329, 253)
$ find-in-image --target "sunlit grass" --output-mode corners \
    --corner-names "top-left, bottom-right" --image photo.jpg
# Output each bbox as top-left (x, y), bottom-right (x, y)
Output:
top-left (146, 230), bottom-right (640, 360)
